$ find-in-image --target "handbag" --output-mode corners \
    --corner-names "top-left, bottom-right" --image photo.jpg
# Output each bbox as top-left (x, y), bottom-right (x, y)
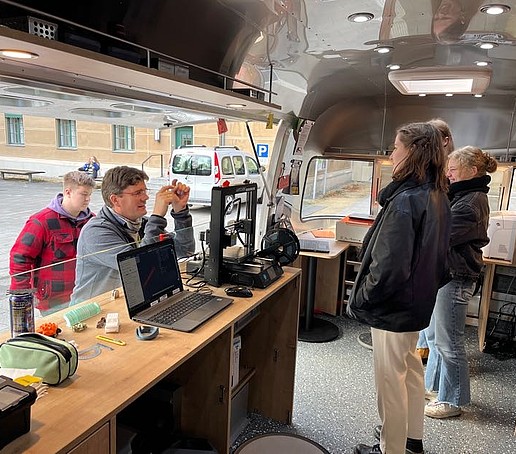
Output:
top-left (0, 333), bottom-right (78, 385)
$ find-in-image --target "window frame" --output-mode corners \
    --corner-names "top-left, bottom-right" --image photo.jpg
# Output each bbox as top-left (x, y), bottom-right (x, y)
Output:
top-left (5, 114), bottom-right (25, 146)
top-left (113, 125), bottom-right (135, 152)
top-left (56, 119), bottom-right (77, 149)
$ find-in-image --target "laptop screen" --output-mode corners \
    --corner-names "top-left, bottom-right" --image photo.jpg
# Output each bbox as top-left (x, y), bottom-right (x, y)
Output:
top-left (117, 238), bottom-right (183, 317)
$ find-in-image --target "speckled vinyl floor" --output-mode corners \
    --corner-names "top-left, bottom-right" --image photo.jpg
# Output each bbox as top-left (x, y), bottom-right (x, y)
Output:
top-left (232, 315), bottom-right (516, 454)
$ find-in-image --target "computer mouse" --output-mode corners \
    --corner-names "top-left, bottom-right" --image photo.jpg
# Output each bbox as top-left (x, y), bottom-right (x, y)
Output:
top-left (225, 286), bottom-right (253, 298)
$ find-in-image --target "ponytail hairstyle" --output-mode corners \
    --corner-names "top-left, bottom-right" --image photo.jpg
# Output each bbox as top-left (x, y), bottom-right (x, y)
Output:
top-left (448, 146), bottom-right (498, 176)
top-left (394, 122), bottom-right (448, 192)
top-left (428, 118), bottom-right (455, 155)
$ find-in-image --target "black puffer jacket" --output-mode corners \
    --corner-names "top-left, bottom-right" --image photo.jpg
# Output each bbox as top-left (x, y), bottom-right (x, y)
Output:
top-left (447, 175), bottom-right (490, 279)
top-left (347, 177), bottom-right (451, 332)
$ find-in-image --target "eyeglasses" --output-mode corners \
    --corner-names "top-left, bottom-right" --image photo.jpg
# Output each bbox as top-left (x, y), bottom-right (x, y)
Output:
top-left (119, 188), bottom-right (150, 197)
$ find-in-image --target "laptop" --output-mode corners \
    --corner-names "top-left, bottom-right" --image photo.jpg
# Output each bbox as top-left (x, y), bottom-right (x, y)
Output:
top-left (116, 238), bottom-right (233, 332)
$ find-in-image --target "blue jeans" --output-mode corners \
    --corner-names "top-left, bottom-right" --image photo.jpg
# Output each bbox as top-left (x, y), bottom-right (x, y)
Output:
top-left (423, 278), bottom-right (475, 406)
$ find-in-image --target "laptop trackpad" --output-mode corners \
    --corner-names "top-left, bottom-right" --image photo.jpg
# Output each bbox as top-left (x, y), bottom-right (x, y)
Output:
top-left (172, 299), bottom-right (231, 332)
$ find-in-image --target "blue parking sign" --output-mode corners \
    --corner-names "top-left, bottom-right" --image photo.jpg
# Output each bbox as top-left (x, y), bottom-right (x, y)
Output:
top-left (257, 144), bottom-right (269, 158)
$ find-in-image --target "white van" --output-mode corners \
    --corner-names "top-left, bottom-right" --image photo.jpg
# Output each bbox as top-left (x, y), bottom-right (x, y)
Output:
top-left (169, 145), bottom-right (265, 208)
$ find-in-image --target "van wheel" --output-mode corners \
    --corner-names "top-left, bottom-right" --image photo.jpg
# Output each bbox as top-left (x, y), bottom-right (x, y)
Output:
top-left (224, 195), bottom-right (235, 214)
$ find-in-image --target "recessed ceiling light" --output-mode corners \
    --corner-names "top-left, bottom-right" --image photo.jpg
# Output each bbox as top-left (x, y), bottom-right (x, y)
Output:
top-left (474, 94), bottom-right (484, 97)
top-left (475, 61), bottom-right (490, 66)
top-left (388, 66), bottom-right (492, 95)
top-left (445, 93), bottom-right (454, 97)
top-left (227, 103), bottom-right (247, 108)
top-left (478, 42), bottom-right (498, 49)
top-left (0, 49), bottom-right (38, 59)
top-left (374, 45), bottom-right (393, 54)
top-left (388, 64), bottom-right (401, 70)
top-left (348, 12), bottom-right (374, 23)
top-left (418, 93), bottom-right (427, 97)
top-left (480, 4), bottom-right (511, 15)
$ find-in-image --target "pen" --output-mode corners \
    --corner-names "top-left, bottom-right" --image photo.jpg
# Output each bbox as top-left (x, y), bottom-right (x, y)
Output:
top-left (96, 335), bottom-right (126, 346)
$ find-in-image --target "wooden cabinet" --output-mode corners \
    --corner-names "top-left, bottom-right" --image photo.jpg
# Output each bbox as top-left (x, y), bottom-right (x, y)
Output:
top-left (295, 241), bottom-right (349, 316)
top-left (3, 269), bottom-right (301, 454)
top-left (68, 423), bottom-right (111, 454)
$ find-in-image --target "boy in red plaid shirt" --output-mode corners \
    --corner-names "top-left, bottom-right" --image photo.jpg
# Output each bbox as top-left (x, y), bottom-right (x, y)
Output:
top-left (9, 171), bottom-right (96, 315)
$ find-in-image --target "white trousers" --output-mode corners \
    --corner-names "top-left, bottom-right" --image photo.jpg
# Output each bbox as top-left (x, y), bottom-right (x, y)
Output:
top-left (371, 328), bottom-right (425, 454)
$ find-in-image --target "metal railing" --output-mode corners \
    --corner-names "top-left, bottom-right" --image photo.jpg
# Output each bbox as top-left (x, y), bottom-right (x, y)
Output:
top-left (141, 154), bottom-right (165, 178)
top-left (0, 0), bottom-right (277, 103)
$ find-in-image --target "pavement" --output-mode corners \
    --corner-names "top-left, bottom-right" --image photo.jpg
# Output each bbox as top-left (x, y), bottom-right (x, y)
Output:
top-left (0, 177), bottom-right (211, 334)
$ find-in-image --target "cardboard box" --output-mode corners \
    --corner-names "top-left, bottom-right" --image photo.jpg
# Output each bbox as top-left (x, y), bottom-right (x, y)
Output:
top-left (336, 214), bottom-right (374, 243)
top-left (297, 231), bottom-right (331, 252)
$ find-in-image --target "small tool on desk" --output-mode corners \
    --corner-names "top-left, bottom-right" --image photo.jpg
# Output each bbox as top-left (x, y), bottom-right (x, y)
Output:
top-left (96, 335), bottom-right (126, 346)
top-left (78, 342), bottom-right (114, 360)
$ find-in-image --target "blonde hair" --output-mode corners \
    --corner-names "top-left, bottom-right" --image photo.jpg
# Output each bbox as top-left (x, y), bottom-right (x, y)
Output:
top-left (63, 171), bottom-right (95, 189)
top-left (448, 146), bottom-right (498, 176)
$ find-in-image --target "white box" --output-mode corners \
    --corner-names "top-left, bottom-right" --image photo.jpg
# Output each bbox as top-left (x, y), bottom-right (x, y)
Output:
top-left (336, 214), bottom-right (374, 243)
top-left (297, 231), bottom-right (331, 252)
top-left (483, 211), bottom-right (516, 263)
top-left (231, 335), bottom-right (241, 389)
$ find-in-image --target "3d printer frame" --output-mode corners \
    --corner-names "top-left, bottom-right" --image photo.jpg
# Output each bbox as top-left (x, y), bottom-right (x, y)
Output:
top-left (204, 183), bottom-right (258, 287)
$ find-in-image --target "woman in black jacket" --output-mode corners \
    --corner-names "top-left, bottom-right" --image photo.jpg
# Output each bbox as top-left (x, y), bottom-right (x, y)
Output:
top-left (423, 146), bottom-right (497, 419)
top-left (349, 122), bottom-right (451, 454)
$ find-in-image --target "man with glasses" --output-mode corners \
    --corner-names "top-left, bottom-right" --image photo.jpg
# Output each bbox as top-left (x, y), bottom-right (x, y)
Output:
top-left (10, 171), bottom-right (96, 315)
top-left (71, 166), bottom-right (195, 304)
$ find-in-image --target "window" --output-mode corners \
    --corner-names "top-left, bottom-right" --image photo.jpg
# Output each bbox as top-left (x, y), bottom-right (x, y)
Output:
top-left (301, 157), bottom-right (374, 220)
top-left (56, 119), bottom-right (77, 149)
top-left (233, 156), bottom-right (245, 175)
top-left (245, 156), bottom-right (260, 175)
top-left (171, 154), bottom-right (211, 176)
top-left (221, 156), bottom-right (234, 175)
top-left (5, 114), bottom-right (24, 145)
top-left (113, 125), bottom-right (135, 151)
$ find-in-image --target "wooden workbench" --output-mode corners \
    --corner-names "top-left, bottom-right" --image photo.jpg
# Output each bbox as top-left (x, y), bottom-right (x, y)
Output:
top-left (1, 268), bottom-right (301, 454)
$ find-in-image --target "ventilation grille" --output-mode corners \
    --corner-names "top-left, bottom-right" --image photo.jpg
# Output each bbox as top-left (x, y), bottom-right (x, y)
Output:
top-left (28, 16), bottom-right (57, 40)
top-left (0, 16), bottom-right (58, 40)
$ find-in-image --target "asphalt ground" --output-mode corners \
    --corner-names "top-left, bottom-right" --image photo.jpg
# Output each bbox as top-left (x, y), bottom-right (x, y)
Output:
top-left (0, 177), bottom-right (212, 334)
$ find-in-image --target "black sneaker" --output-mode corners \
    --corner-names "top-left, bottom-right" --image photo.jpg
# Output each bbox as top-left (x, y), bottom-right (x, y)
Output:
top-left (372, 426), bottom-right (424, 454)
top-left (353, 444), bottom-right (382, 454)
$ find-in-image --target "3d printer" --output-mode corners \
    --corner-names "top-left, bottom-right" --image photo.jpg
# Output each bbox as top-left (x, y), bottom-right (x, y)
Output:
top-left (204, 183), bottom-right (290, 288)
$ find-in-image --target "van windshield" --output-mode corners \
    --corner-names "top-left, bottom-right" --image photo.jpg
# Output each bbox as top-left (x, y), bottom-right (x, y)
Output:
top-left (172, 154), bottom-right (211, 176)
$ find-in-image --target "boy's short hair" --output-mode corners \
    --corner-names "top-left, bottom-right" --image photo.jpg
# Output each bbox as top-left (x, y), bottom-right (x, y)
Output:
top-left (63, 171), bottom-right (96, 189)
top-left (101, 166), bottom-right (149, 207)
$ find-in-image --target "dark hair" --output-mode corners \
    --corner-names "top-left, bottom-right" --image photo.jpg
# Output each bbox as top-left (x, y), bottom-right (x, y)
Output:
top-left (101, 166), bottom-right (148, 207)
top-left (394, 122), bottom-right (448, 192)
top-left (448, 146), bottom-right (498, 176)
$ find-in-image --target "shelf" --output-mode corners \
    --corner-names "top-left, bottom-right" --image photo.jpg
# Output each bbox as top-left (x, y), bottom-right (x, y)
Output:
top-left (231, 367), bottom-right (256, 397)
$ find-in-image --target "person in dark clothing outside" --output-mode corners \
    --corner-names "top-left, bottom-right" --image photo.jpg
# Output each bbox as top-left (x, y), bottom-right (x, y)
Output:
top-left (423, 146), bottom-right (497, 418)
top-left (9, 171), bottom-right (96, 315)
top-left (348, 122), bottom-right (452, 454)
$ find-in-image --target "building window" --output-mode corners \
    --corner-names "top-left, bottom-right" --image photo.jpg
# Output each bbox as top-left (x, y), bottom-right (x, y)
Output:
top-left (5, 114), bottom-right (24, 145)
top-left (113, 125), bottom-right (135, 151)
top-left (56, 119), bottom-right (77, 149)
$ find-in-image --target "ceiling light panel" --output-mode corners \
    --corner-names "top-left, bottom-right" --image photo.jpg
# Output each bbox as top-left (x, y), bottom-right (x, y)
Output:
top-left (388, 67), bottom-right (492, 95)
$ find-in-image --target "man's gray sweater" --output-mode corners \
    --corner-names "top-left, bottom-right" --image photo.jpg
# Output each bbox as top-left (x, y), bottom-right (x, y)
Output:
top-left (70, 205), bottom-right (195, 304)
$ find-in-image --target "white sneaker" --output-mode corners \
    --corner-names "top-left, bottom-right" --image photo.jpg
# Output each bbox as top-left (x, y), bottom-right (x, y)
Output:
top-left (424, 401), bottom-right (462, 419)
top-left (425, 389), bottom-right (438, 401)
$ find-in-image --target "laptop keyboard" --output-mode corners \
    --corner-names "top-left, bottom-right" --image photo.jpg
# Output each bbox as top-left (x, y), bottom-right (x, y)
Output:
top-left (148, 292), bottom-right (214, 324)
